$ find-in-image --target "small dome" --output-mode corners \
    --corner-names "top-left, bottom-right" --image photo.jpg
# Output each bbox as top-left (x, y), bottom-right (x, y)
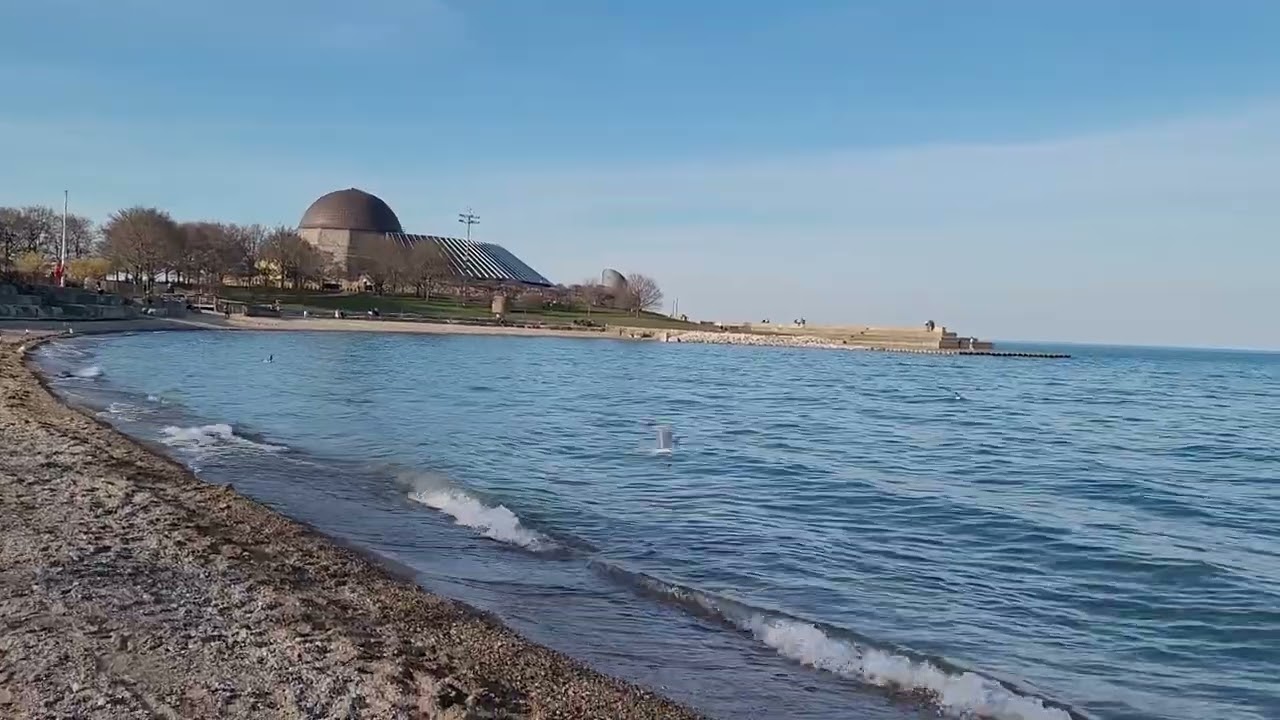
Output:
top-left (602, 268), bottom-right (628, 291)
top-left (299, 188), bottom-right (403, 233)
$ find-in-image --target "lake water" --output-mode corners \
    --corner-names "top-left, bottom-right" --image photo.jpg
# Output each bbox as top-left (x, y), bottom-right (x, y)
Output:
top-left (35, 331), bottom-right (1280, 720)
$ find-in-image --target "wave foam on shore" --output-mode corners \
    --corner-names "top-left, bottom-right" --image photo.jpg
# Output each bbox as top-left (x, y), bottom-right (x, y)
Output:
top-left (404, 478), bottom-right (554, 552)
top-left (72, 364), bottom-right (103, 379)
top-left (97, 401), bottom-right (154, 423)
top-left (596, 564), bottom-right (1079, 720)
top-left (160, 423), bottom-right (287, 454)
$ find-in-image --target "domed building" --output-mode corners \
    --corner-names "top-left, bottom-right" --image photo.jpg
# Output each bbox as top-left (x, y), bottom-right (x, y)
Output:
top-left (300, 188), bottom-right (405, 235)
top-left (601, 268), bottom-right (628, 292)
top-left (297, 188), bottom-right (551, 286)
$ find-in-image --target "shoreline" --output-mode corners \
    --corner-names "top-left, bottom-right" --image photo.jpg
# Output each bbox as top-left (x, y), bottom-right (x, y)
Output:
top-left (0, 331), bottom-right (704, 719)
top-left (222, 315), bottom-right (622, 339)
top-left (2, 317), bottom-right (1069, 361)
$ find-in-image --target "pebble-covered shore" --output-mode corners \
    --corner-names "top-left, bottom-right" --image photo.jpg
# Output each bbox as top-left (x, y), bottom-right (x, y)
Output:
top-left (0, 332), bottom-right (703, 720)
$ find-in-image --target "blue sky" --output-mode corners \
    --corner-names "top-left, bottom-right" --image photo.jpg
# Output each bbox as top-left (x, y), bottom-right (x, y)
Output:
top-left (3, 1), bottom-right (1279, 348)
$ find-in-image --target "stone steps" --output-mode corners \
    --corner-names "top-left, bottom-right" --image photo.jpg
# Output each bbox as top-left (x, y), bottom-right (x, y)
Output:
top-left (0, 283), bottom-right (137, 321)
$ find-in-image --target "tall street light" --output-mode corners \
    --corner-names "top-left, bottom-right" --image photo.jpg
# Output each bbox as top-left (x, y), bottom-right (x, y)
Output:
top-left (59, 190), bottom-right (68, 286)
top-left (458, 208), bottom-right (480, 242)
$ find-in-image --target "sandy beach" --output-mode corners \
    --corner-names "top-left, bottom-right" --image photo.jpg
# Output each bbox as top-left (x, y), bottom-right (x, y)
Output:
top-left (224, 315), bottom-right (615, 339)
top-left (0, 331), bottom-right (703, 719)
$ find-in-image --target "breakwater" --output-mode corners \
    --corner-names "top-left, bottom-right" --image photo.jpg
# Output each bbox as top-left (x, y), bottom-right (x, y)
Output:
top-left (613, 327), bottom-right (1070, 358)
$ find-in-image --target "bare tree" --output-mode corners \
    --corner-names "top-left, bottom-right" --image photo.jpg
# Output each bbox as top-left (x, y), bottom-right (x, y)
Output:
top-left (351, 235), bottom-right (410, 295)
top-left (262, 226), bottom-right (331, 290)
top-left (176, 222), bottom-right (228, 289)
top-left (0, 207), bottom-right (96, 261)
top-left (6, 206), bottom-right (59, 256)
top-left (623, 273), bottom-right (663, 314)
top-left (225, 223), bottom-right (268, 283)
top-left (404, 241), bottom-right (453, 299)
top-left (0, 207), bottom-right (20, 277)
top-left (572, 278), bottom-right (609, 311)
top-left (65, 214), bottom-right (98, 258)
top-left (102, 207), bottom-right (180, 290)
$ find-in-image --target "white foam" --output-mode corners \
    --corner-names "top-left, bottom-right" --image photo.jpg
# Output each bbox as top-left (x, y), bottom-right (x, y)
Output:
top-left (159, 424), bottom-right (286, 453)
top-left (744, 615), bottom-right (1072, 720)
top-left (98, 402), bottom-right (150, 423)
top-left (627, 574), bottom-right (1072, 720)
top-left (72, 365), bottom-right (103, 379)
top-left (408, 488), bottom-right (552, 551)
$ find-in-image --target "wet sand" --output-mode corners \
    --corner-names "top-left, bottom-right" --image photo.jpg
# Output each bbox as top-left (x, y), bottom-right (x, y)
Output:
top-left (0, 332), bottom-right (703, 719)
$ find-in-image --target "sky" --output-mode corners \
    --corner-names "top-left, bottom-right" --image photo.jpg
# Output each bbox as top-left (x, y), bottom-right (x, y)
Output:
top-left (2, 1), bottom-right (1279, 348)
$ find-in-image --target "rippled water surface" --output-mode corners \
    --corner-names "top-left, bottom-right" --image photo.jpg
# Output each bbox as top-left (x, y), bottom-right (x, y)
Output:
top-left (36, 331), bottom-right (1280, 720)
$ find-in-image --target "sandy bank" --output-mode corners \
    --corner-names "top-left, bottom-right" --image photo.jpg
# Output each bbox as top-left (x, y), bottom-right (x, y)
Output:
top-left (0, 334), bottom-right (702, 719)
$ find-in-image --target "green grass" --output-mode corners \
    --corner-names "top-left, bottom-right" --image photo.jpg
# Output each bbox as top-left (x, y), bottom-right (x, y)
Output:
top-left (215, 287), bottom-right (699, 329)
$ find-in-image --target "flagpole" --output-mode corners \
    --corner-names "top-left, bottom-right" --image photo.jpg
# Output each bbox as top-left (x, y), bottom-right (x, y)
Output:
top-left (60, 190), bottom-right (68, 287)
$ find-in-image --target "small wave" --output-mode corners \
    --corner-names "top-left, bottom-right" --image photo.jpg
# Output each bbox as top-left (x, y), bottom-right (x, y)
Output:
top-left (159, 423), bottom-right (287, 454)
top-left (72, 365), bottom-right (103, 379)
top-left (598, 566), bottom-right (1078, 720)
top-left (407, 486), bottom-right (553, 551)
top-left (146, 394), bottom-right (164, 404)
top-left (97, 401), bottom-right (151, 423)
top-left (39, 342), bottom-right (89, 360)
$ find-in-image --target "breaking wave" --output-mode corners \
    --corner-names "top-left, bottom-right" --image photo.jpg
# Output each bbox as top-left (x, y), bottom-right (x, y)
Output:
top-left (403, 475), bottom-right (554, 551)
top-left (96, 401), bottom-right (152, 423)
top-left (159, 423), bottom-right (287, 454)
top-left (594, 564), bottom-right (1082, 720)
top-left (71, 365), bottom-right (103, 379)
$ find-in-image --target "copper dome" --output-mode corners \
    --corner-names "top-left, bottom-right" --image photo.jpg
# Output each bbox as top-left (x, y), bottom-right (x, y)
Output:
top-left (299, 188), bottom-right (403, 233)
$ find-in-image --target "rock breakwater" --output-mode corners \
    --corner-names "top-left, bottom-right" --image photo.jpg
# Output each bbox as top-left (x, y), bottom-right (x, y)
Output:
top-left (662, 330), bottom-right (862, 351)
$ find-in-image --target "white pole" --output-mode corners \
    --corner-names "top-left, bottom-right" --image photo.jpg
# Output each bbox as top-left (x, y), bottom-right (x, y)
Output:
top-left (60, 190), bottom-right (67, 286)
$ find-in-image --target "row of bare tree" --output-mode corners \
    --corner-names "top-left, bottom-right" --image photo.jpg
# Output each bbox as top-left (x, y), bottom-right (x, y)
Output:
top-left (99, 207), bottom-right (338, 290)
top-left (0, 205), bottom-right (98, 275)
top-left (569, 273), bottom-right (664, 314)
top-left (350, 236), bottom-right (454, 299)
top-left (1, 204), bottom-right (330, 290)
top-left (2, 202), bottom-right (666, 313)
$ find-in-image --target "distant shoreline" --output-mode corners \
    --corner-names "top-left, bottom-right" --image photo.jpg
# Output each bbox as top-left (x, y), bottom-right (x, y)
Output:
top-left (223, 314), bottom-right (623, 338)
top-left (0, 330), bottom-right (704, 719)
top-left (4, 314), bottom-right (1072, 358)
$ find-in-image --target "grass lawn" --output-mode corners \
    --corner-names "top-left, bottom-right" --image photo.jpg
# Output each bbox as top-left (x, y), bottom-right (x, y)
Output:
top-left (216, 287), bottom-right (699, 329)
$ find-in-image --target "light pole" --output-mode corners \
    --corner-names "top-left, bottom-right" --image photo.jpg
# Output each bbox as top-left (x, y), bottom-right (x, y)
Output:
top-left (458, 208), bottom-right (479, 242)
top-left (59, 190), bottom-right (67, 286)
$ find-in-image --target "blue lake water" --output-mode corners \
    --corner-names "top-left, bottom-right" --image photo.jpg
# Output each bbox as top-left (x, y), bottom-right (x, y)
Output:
top-left (35, 331), bottom-right (1280, 720)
